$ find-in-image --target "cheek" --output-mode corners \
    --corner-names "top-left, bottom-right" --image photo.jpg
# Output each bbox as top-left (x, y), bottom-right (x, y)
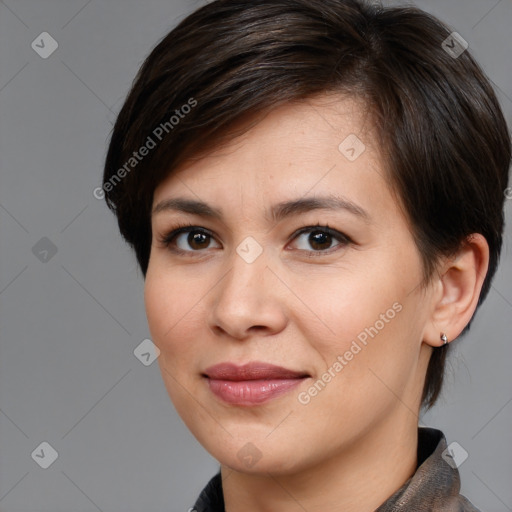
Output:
top-left (144, 271), bottom-right (203, 409)
top-left (145, 269), bottom-right (185, 354)
top-left (297, 306), bottom-right (419, 440)
top-left (144, 267), bottom-right (209, 371)
top-left (289, 267), bottom-right (398, 351)
top-left (294, 269), bottom-right (420, 401)
top-left (144, 271), bottom-right (169, 345)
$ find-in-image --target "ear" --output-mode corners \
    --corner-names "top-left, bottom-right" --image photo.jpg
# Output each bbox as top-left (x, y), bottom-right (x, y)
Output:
top-left (423, 233), bottom-right (490, 348)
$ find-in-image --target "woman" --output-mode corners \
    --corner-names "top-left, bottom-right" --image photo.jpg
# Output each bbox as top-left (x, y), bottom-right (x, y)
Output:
top-left (101, 0), bottom-right (511, 510)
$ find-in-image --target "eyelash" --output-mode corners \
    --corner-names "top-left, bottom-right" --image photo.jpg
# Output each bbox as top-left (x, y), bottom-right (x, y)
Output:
top-left (157, 222), bottom-right (353, 258)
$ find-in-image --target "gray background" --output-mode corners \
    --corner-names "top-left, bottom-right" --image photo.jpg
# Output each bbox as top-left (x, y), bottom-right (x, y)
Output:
top-left (0, 0), bottom-right (511, 511)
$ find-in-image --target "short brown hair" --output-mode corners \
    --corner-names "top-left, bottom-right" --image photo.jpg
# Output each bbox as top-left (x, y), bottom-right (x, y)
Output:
top-left (102, 0), bottom-right (511, 409)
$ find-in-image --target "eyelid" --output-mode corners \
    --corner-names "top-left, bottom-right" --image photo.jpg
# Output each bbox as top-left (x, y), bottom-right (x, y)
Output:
top-left (291, 224), bottom-right (351, 244)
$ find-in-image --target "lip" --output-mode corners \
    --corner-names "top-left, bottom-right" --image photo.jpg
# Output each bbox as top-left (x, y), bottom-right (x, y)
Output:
top-left (202, 362), bottom-right (310, 406)
top-left (203, 362), bottom-right (308, 381)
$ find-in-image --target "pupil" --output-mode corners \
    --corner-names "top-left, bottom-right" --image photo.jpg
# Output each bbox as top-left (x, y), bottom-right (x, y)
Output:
top-left (189, 232), bottom-right (208, 249)
top-left (310, 231), bottom-right (331, 250)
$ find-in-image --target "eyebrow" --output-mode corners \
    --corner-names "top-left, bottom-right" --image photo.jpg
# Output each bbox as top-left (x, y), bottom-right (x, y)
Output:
top-left (151, 195), bottom-right (370, 224)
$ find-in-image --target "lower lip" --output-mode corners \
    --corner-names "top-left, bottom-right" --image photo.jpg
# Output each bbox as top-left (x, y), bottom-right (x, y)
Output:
top-left (206, 378), bottom-right (307, 406)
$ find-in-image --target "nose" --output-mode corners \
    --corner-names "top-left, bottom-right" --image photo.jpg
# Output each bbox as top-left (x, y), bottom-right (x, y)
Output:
top-left (207, 246), bottom-right (288, 341)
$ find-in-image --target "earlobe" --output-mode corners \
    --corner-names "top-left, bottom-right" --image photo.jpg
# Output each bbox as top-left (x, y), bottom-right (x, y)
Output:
top-left (424, 233), bottom-right (489, 347)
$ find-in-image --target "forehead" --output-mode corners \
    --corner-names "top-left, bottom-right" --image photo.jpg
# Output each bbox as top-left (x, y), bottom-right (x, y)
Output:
top-left (150, 94), bottom-right (413, 247)
top-left (154, 94), bottom-right (384, 197)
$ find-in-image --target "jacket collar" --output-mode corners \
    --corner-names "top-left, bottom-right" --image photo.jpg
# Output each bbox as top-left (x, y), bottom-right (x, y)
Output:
top-left (192, 427), bottom-right (480, 512)
top-left (376, 427), bottom-right (480, 511)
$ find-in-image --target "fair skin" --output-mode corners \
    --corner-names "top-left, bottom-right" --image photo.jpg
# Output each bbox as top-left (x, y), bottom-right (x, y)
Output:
top-left (144, 95), bottom-right (489, 512)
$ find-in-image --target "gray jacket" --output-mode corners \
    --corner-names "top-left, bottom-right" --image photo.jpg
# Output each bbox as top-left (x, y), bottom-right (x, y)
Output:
top-left (192, 427), bottom-right (481, 511)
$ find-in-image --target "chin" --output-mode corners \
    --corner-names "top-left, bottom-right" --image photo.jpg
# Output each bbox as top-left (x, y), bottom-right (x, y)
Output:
top-left (205, 436), bottom-right (310, 475)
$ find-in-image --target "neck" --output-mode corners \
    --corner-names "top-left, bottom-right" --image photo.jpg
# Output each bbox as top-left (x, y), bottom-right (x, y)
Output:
top-left (221, 412), bottom-right (418, 512)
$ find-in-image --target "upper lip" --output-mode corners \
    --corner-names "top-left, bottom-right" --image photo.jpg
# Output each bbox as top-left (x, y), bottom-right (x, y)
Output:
top-left (203, 362), bottom-right (309, 381)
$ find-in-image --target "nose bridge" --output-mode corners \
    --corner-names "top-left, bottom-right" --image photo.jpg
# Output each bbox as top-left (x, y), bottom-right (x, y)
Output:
top-left (220, 237), bottom-right (269, 307)
top-left (208, 237), bottom-right (287, 338)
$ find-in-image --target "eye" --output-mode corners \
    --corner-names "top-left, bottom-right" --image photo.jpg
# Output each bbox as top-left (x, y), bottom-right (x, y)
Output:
top-left (157, 223), bottom-right (352, 257)
top-left (288, 224), bottom-right (351, 256)
top-left (157, 224), bottom-right (220, 255)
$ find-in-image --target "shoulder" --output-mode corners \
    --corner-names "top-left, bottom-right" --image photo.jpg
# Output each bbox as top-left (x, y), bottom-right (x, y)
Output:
top-left (377, 427), bottom-right (484, 512)
top-left (191, 471), bottom-right (224, 512)
top-left (458, 494), bottom-right (483, 512)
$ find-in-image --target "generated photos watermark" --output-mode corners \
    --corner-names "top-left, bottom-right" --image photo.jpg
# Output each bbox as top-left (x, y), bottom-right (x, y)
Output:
top-left (93, 97), bottom-right (197, 200)
top-left (298, 301), bottom-right (403, 405)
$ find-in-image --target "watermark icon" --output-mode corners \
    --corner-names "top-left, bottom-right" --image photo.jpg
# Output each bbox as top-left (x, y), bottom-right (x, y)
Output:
top-left (236, 236), bottom-right (263, 264)
top-left (442, 32), bottom-right (468, 59)
top-left (134, 338), bottom-right (160, 366)
top-left (442, 441), bottom-right (468, 469)
top-left (31, 441), bottom-right (58, 469)
top-left (93, 98), bottom-right (197, 200)
top-left (338, 134), bottom-right (366, 162)
top-left (298, 301), bottom-right (403, 405)
top-left (237, 442), bottom-right (263, 468)
top-left (32, 237), bottom-right (58, 263)
top-left (31, 32), bottom-right (58, 59)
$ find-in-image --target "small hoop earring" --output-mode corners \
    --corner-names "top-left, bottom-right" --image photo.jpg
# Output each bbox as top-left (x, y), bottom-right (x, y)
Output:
top-left (440, 333), bottom-right (448, 345)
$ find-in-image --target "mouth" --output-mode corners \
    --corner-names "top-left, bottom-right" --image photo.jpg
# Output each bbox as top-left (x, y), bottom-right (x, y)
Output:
top-left (202, 362), bottom-right (310, 406)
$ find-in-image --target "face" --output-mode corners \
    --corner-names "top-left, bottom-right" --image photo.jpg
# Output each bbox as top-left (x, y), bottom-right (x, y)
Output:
top-left (145, 95), bottom-right (434, 475)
